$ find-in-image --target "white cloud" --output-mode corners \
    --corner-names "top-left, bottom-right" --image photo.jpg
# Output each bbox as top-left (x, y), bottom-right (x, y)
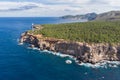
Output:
top-left (0, 2), bottom-right (45, 11)
top-left (0, 0), bottom-right (120, 17)
top-left (0, 1), bottom-right (83, 17)
top-left (0, 2), bottom-right (46, 16)
top-left (108, 0), bottom-right (120, 6)
top-left (45, 0), bottom-right (91, 4)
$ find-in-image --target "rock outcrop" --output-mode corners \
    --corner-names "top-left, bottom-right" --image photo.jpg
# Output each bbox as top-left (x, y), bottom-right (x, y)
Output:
top-left (20, 32), bottom-right (120, 64)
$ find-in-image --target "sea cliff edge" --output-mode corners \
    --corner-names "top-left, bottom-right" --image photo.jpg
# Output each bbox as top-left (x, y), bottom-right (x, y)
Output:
top-left (19, 31), bottom-right (120, 64)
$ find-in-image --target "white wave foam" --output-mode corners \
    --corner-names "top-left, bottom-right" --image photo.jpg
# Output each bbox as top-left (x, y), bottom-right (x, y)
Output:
top-left (18, 42), bottom-right (23, 45)
top-left (30, 48), bottom-right (120, 68)
top-left (78, 60), bottom-right (120, 68)
top-left (42, 49), bottom-right (75, 59)
top-left (19, 44), bottom-right (120, 68)
top-left (27, 47), bottom-right (40, 50)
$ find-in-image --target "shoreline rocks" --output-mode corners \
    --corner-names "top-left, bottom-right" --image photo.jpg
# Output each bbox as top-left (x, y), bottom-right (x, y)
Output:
top-left (19, 32), bottom-right (120, 64)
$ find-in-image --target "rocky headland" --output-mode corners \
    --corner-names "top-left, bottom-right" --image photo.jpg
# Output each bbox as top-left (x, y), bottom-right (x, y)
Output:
top-left (19, 31), bottom-right (120, 64)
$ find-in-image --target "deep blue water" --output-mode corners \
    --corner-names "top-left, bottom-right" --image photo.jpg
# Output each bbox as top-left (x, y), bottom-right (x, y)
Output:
top-left (0, 17), bottom-right (120, 80)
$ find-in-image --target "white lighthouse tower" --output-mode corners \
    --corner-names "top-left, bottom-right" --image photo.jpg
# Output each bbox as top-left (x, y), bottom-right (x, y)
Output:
top-left (32, 23), bottom-right (34, 31)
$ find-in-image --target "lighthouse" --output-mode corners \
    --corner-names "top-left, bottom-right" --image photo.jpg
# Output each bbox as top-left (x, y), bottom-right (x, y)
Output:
top-left (32, 23), bottom-right (34, 31)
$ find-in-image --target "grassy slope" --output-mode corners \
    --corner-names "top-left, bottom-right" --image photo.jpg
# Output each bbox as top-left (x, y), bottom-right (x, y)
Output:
top-left (29, 21), bottom-right (120, 43)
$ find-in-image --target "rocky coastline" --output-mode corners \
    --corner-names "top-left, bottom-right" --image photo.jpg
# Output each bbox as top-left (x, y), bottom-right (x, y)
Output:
top-left (19, 31), bottom-right (120, 64)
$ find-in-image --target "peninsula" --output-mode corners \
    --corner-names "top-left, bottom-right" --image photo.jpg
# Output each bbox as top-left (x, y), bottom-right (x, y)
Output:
top-left (20, 21), bottom-right (120, 64)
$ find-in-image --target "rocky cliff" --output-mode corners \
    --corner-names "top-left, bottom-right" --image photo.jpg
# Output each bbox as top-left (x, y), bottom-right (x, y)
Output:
top-left (20, 32), bottom-right (120, 64)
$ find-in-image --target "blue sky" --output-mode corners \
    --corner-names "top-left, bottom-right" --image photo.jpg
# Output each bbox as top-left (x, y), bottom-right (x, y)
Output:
top-left (0, 0), bottom-right (120, 17)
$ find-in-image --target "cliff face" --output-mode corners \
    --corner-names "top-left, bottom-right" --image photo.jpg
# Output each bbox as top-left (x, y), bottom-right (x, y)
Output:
top-left (20, 32), bottom-right (120, 64)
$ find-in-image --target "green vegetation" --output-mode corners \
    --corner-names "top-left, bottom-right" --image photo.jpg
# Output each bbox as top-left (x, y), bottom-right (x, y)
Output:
top-left (29, 21), bottom-right (120, 43)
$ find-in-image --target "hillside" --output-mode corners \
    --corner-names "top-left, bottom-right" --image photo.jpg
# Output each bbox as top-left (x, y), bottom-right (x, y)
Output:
top-left (61, 13), bottom-right (97, 20)
top-left (29, 21), bottom-right (120, 44)
top-left (61, 11), bottom-right (120, 21)
top-left (95, 11), bottom-right (120, 21)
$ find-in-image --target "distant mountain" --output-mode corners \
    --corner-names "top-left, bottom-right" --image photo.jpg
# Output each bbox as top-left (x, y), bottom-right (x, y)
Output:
top-left (95, 11), bottom-right (120, 21)
top-left (61, 13), bottom-right (97, 21)
top-left (61, 11), bottom-right (120, 21)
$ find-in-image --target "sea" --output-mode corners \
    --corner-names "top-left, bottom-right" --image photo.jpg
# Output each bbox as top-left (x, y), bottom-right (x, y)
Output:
top-left (0, 17), bottom-right (120, 80)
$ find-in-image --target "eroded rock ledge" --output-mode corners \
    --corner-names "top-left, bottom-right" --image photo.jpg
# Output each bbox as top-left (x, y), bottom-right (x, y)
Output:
top-left (19, 32), bottom-right (120, 64)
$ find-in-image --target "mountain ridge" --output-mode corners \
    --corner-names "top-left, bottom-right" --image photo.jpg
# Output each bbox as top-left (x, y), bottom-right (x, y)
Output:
top-left (61, 11), bottom-right (120, 21)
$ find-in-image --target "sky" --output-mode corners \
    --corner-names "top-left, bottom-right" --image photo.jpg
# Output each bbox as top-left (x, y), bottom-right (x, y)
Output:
top-left (0, 0), bottom-right (120, 17)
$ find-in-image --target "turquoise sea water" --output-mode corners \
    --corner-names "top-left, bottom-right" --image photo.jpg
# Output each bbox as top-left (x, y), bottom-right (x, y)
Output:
top-left (0, 17), bottom-right (120, 80)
